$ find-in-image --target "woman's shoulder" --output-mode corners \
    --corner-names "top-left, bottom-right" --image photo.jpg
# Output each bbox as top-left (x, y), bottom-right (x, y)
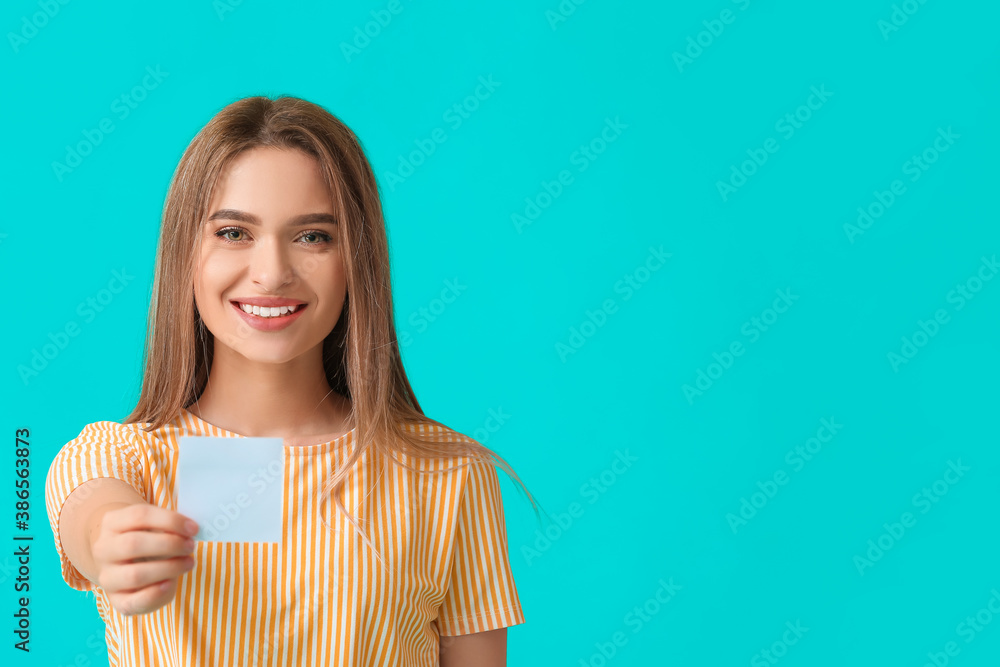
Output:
top-left (395, 416), bottom-right (488, 455)
top-left (391, 417), bottom-right (498, 474)
top-left (65, 408), bottom-right (192, 451)
top-left (65, 419), bottom-right (142, 446)
top-left (48, 420), bottom-right (149, 485)
top-left (397, 417), bottom-right (475, 441)
top-left (52, 421), bottom-right (155, 473)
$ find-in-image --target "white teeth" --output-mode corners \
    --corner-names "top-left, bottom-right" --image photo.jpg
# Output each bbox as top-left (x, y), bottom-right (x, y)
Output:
top-left (238, 303), bottom-right (298, 318)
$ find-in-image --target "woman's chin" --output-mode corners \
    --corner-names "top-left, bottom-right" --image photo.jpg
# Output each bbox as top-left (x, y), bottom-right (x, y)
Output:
top-left (222, 343), bottom-right (306, 366)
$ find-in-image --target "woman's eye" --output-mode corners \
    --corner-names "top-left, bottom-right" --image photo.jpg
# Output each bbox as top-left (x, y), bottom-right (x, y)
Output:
top-left (216, 227), bottom-right (246, 243)
top-left (300, 231), bottom-right (334, 245)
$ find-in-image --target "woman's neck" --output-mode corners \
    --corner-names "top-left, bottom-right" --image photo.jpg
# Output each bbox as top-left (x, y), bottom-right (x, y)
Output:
top-left (186, 346), bottom-right (354, 444)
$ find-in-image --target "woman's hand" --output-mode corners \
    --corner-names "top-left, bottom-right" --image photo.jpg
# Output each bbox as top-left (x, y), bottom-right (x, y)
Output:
top-left (89, 503), bottom-right (199, 616)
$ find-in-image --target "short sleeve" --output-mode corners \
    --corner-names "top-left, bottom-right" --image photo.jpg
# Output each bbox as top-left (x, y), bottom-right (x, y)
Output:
top-left (44, 421), bottom-right (146, 591)
top-left (436, 459), bottom-right (526, 636)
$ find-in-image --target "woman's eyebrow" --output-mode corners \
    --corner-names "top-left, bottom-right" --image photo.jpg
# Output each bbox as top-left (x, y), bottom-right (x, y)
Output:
top-left (206, 209), bottom-right (338, 226)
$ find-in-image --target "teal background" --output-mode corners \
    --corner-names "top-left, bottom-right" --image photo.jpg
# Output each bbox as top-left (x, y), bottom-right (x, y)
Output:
top-left (2, 0), bottom-right (999, 665)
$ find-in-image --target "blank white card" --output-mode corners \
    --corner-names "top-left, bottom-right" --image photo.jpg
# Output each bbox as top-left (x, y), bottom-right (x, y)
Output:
top-left (176, 436), bottom-right (285, 543)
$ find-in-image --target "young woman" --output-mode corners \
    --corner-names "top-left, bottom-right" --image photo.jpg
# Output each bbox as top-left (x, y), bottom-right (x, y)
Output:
top-left (44, 95), bottom-right (538, 666)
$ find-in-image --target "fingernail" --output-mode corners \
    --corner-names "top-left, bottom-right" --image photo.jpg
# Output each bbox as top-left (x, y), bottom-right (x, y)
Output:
top-left (184, 538), bottom-right (195, 550)
top-left (185, 520), bottom-right (199, 536)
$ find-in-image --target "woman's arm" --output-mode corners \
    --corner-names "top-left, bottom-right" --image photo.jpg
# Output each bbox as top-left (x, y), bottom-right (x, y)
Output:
top-left (59, 477), bottom-right (198, 615)
top-left (60, 477), bottom-right (150, 585)
top-left (439, 628), bottom-right (507, 667)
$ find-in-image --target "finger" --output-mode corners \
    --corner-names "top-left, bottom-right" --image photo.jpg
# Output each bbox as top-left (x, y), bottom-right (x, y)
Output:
top-left (99, 555), bottom-right (195, 594)
top-left (114, 530), bottom-right (195, 563)
top-left (102, 504), bottom-right (199, 538)
top-left (92, 529), bottom-right (194, 565)
top-left (111, 578), bottom-right (180, 617)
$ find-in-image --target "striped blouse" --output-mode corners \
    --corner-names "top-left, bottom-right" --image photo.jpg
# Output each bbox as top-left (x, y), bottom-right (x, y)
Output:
top-left (44, 408), bottom-right (525, 666)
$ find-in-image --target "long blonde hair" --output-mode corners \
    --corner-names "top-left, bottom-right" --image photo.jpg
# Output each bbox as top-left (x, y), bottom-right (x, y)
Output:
top-left (125, 95), bottom-right (541, 565)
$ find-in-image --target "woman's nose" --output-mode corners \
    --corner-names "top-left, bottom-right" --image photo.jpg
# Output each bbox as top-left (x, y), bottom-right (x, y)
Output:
top-left (250, 238), bottom-right (295, 292)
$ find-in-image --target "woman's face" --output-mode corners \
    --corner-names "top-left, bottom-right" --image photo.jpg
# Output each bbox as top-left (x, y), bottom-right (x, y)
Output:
top-left (193, 146), bottom-right (346, 365)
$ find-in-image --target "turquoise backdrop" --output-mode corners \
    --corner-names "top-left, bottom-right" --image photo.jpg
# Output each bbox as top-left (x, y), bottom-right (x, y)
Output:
top-left (3, 0), bottom-right (999, 665)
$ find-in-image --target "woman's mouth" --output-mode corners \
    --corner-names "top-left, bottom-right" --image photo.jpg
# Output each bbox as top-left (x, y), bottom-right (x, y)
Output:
top-left (230, 300), bottom-right (307, 331)
top-left (234, 302), bottom-right (302, 318)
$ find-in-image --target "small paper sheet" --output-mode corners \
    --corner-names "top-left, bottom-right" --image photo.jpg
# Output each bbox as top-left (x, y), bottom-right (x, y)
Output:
top-left (176, 436), bottom-right (285, 543)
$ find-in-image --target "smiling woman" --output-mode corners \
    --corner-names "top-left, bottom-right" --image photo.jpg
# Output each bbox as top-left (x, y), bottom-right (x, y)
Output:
top-left (43, 95), bottom-right (539, 666)
top-left (195, 148), bottom-right (346, 350)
